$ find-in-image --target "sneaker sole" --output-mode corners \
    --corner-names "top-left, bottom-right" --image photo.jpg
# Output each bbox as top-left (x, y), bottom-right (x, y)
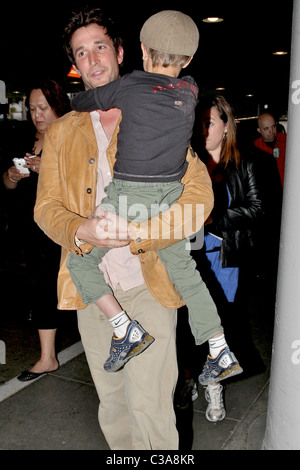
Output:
top-left (206, 407), bottom-right (226, 422)
top-left (105, 335), bottom-right (155, 373)
top-left (199, 364), bottom-right (243, 386)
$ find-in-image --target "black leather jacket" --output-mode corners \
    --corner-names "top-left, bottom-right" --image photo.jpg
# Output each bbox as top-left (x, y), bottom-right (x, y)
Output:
top-left (207, 156), bottom-right (264, 267)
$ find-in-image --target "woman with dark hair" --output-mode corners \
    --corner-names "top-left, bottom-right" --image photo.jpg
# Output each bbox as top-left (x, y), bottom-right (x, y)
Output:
top-left (27, 79), bottom-right (72, 122)
top-left (194, 94), bottom-right (264, 422)
top-left (4, 79), bottom-right (71, 184)
top-left (2, 79), bottom-right (71, 381)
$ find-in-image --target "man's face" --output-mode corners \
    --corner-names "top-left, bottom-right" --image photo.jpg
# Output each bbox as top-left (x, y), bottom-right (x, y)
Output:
top-left (258, 115), bottom-right (278, 142)
top-left (71, 23), bottom-right (124, 90)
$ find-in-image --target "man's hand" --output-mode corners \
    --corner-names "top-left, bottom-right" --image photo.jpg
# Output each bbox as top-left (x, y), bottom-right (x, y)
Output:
top-left (76, 211), bottom-right (132, 249)
top-left (94, 207), bottom-right (132, 239)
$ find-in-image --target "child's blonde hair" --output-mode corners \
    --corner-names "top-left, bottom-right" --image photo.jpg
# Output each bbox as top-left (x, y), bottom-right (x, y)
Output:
top-left (143, 45), bottom-right (191, 68)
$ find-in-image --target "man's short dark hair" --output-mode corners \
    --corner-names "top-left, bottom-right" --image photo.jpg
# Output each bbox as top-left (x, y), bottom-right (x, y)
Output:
top-left (63, 6), bottom-right (124, 64)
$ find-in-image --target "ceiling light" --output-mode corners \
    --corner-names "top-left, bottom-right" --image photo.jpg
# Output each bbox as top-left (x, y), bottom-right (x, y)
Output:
top-left (202, 17), bottom-right (224, 23)
top-left (273, 51), bottom-right (288, 55)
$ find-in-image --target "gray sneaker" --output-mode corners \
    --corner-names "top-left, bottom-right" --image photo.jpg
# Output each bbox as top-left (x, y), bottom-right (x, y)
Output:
top-left (104, 320), bottom-right (154, 372)
top-left (205, 384), bottom-right (226, 422)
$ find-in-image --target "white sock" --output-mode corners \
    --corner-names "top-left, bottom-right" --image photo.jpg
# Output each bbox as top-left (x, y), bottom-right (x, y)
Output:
top-left (209, 334), bottom-right (228, 358)
top-left (109, 311), bottom-right (130, 338)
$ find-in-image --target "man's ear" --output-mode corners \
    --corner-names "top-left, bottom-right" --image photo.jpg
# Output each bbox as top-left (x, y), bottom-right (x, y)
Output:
top-left (73, 64), bottom-right (81, 77)
top-left (117, 45), bottom-right (124, 65)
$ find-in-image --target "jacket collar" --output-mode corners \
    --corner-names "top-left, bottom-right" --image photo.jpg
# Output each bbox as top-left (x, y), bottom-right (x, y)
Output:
top-left (71, 110), bottom-right (121, 173)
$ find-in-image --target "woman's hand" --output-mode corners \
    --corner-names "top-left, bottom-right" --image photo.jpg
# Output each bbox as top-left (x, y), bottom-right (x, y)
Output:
top-left (24, 153), bottom-right (41, 174)
top-left (3, 164), bottom-right (29, 188)
top-left (8, 165), bottom-right (29, 182)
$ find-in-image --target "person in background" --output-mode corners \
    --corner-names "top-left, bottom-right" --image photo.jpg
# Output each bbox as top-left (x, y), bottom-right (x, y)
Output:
top-left (34, 7), bottom-right (214, 450)
top-left (192, 94), bottom-right (264, 422)
top-left (2, 79), bottom-right (71, 381)
top-left (254, 112), bottom-right (286, 186)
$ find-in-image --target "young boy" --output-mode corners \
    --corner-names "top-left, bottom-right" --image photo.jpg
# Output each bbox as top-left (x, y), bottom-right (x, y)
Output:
top-left (68, 10), bottom-right (243, 384)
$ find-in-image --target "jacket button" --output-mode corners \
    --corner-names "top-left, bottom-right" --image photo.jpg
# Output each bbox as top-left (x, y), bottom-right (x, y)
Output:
top-left (87, 188), bottom-right (92, 194)
top-left (137, 237), bottom-right (141, 243)
top-left (138, 249), bottom-right (144, 254)
top-left (89, 158), bottom-right (95, 164)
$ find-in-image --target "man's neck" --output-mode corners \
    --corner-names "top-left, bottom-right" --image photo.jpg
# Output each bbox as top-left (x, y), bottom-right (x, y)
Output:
top-left (97, 108), bottom-right (121, 141)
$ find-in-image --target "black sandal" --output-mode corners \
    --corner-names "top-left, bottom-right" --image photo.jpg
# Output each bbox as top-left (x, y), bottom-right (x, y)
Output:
top-left (17, 365), bottom-right (59, 382)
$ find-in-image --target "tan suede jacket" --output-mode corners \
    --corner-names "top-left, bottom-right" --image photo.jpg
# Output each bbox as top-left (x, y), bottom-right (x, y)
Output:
top-left (34, 111), bottom-right (214, 310)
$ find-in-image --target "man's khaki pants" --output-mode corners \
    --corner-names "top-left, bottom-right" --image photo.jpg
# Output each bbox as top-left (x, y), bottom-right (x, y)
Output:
top-left (77, 283), bottom-right (178, 450)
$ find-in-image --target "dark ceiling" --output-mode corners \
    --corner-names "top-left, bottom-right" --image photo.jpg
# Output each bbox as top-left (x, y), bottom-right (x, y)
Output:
top-left (0, 1), bottom-right (294, 118)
